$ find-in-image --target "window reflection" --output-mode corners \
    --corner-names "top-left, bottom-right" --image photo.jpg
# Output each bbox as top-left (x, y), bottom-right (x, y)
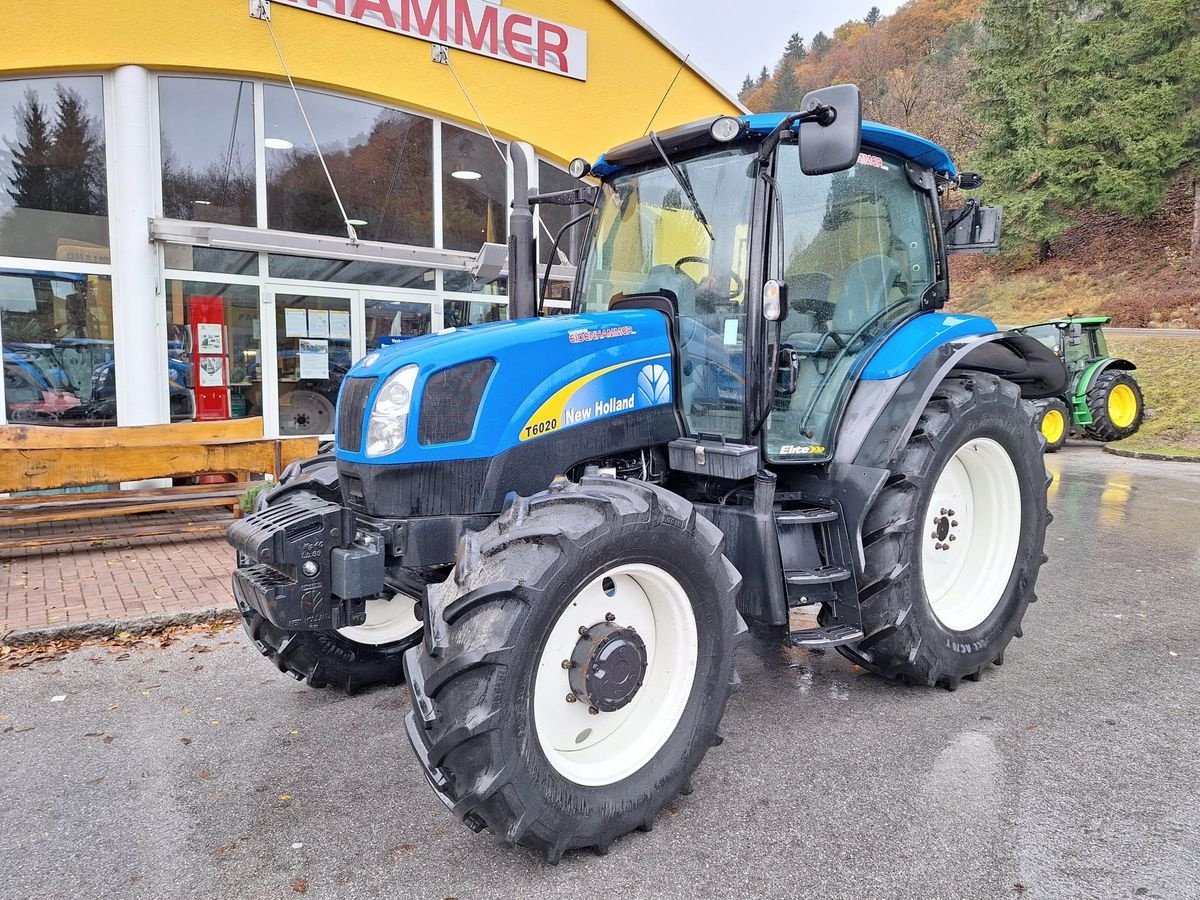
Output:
top-left (445, 298), bottom-right (507, 327)
top-left (265, 86), bottom-right (432, 246)
top-left (159, 77), bottom-right (256, 227)
top-left (1, 270), bottom-right (116, 425)
top-left (442, 124), bottom-right (507, 252)
top-left (267, 254), bottom-right (434, 290)
top-left (365, 298), bottom-right (431, 350)
top-left (0, 77), bottom-right (108, 262)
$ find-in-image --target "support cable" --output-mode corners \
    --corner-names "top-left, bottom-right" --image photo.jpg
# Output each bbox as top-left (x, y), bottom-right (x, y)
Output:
top-left (264, 15), bottom-right (359, 244)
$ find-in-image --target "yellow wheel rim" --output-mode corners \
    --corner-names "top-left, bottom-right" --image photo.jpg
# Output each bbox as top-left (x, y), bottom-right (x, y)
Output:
top-left (1041, 408), bottom-right (1065, 444)
top-left (1108, 383), bottom-right (1138, 428)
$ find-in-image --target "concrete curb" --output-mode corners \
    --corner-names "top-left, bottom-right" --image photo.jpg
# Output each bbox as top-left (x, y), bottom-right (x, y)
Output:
top-left (1, 606), bottom-right (240, 648)
top-left (1102, 445), bottom-right (1200, 463)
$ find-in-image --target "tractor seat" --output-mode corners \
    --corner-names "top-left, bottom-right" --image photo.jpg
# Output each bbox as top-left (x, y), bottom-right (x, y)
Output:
top-left (786, 255), bottom-right (901, 355)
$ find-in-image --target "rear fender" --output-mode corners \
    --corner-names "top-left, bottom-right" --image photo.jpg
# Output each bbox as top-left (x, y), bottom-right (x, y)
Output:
top-left (838, 331), bottom-right (1065, 469)
top-left (1072, 357), bottom-right (1136, 425)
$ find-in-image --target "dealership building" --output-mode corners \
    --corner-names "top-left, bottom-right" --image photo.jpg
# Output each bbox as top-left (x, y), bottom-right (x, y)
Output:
top-left (0, 0), bottom-right (738, 437)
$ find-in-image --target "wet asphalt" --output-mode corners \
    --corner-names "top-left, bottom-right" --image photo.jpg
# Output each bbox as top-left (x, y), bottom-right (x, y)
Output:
top-left (1, 444), bottom-right (1198, 900)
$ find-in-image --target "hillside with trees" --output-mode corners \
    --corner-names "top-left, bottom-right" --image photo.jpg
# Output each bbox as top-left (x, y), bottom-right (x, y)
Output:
top-left (738, 0), bottom-right (1200, 329)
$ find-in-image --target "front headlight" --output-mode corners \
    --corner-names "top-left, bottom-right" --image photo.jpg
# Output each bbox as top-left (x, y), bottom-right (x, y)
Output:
top-left (366, 364), bottom-right (418, 456)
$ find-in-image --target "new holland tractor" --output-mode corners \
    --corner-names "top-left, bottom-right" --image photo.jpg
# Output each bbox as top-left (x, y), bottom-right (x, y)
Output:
top-left (1014, 315), bottom-right (1144, 452)
top-left (228, 85), bottom-right (1064, 862)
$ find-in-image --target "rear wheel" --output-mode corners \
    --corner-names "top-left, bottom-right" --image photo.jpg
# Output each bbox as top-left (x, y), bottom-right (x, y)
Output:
top-left (405, 476), bottom-right (740, 862)
top-left (235, 454), bottom-right (422, 694)
top-left (1035, 397), bottom-right (1070, 452)
top-left (1084, 370), bottom-right (1143, 442)
top-left (837, 373), bottom-right (1050, 689)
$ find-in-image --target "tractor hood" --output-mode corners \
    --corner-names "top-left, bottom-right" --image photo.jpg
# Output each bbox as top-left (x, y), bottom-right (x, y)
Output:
top-left (335, 309), bottom-right (678, 468)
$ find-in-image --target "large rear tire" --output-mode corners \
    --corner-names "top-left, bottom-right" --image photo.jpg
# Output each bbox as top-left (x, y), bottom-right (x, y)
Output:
top-left (235, 454), bottom-right (422, 694)
top-left (1084, 370), bottom-right (1143, 442)
top-left (405, 476), bottom-right (740, 862)
top-left (836, 373), bottom-right (1050, 690)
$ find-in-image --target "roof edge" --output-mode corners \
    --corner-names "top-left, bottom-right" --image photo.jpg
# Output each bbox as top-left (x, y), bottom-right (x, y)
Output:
top-left (606, 0), bottom-right (750, 116)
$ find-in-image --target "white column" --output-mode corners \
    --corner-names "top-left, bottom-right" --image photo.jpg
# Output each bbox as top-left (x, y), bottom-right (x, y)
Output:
top-left (109, 65), bottom-right (167, 426)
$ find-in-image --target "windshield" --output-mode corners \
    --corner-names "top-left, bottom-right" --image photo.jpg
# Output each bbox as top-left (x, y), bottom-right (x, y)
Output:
top-left (576, 144), bottom-right (757, 438)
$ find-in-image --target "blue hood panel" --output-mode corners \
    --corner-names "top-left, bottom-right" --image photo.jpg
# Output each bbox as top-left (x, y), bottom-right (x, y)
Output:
top-left (338, 310), bottom-right (675, 464)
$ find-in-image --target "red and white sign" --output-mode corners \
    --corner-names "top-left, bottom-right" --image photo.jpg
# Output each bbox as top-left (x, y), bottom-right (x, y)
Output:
top-left (280, 0), bottom-right (588, 80)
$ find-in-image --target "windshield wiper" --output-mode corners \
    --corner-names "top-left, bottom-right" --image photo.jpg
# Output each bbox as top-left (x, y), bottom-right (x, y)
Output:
top-left (649, 132), bottom-right (714, 241)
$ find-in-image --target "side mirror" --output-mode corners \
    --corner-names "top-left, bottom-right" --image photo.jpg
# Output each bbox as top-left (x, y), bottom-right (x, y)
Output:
top-left (798, 84), bottom-right (862, 176)
top-left (1068, 322), bottom-right (1082, 345)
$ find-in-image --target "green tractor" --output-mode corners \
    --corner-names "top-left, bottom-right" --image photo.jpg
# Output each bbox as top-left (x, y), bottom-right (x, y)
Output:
top-left (1014, 316), bottom-right (1144, 452)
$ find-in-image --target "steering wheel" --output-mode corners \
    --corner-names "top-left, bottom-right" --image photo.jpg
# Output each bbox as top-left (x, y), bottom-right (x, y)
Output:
top-left (674, 256), bottom-right (745, 301)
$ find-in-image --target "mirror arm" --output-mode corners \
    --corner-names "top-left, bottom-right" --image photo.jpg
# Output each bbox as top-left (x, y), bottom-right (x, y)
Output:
top-left (756, 108), bottom-right (829, 164)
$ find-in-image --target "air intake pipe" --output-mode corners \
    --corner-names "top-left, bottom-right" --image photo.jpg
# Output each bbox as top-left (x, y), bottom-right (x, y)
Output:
top-left (508, 142), bottom-right (539, 320)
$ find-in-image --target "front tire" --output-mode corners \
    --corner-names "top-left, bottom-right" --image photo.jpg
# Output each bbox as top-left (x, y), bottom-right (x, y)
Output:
top-left (837, 373), bottom-right (1050, 689)
top-left (1035, 397), bottom-right (1070, 452)
top-left (405, 476), bottom-right (740, 862)
top-left (1084, 370), bottom-right (1143, 442)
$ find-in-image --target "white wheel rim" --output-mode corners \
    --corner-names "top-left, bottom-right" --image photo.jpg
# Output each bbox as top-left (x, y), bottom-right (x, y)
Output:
top-left (336, 592), bottom-right (422, 646)
top-left (532, 563), bottom-right (698, 787)
top-left (921, 437), bottom-right (1022, 632)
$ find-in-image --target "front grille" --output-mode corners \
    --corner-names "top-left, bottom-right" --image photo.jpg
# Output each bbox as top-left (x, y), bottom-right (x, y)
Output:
top-left (337, 376), bottom-right (376, 452)
top-left (419, 360), bottom-right (495, 445)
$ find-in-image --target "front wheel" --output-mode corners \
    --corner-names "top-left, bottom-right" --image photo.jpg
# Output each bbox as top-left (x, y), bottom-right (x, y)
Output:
top-left (1035, 397), bottom-right (1070, 452)
top-left (837, 373), bottom-right (1050, 689)
top-left (405, 476), bottom-right (741, 862)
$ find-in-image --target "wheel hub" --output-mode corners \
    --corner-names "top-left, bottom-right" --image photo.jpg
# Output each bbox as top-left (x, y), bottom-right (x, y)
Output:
top-left (568, 621), bottom-right (648, 713)
top-left (930, 508), bottom-right (959, 551)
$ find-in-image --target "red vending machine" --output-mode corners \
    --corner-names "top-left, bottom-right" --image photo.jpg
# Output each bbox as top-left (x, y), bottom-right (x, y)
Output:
top-left (189, 295), bottom-right (230, 421)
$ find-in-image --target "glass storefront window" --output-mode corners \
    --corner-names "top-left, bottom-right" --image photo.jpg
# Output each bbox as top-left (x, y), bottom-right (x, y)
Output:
top-left (365, 297), bottom-right (432, 351)
top-left (443, 269), bottom-right (506, 296)
top-left (272, 291), bottom-right (352, 435)
top-left (267, 254), bottom-right (434, 290)
top-left (1, 270), bottom-right (115, 425)
top-left (442, 123), bottom-right (507, 252)
top-left (159, 77), bottom-right (255, 226)
top-left (0, 77), bottom-right (108, 262)
top-left (163, 244), bottom-right (258, 276)
top-left (265, 86), bottom-right (432, 247)
top-left (538, 161), bottom-right (585, 265)
top-left (163, 279), bottom-right (260, 422)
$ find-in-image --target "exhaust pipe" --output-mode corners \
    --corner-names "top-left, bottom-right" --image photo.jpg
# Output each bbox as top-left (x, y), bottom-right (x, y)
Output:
top-left (508, 142), bottom-right (539, 320)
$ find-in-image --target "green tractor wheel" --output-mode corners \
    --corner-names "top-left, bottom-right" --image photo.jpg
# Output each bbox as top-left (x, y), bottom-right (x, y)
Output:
top-left (1035, 398), bottom-right (1070, 453)
top-left (1084, 370), bottom-right (1144, 442)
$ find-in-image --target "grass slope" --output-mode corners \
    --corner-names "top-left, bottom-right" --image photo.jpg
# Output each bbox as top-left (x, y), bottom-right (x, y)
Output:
top-left (1105, 335), bottom-right (1200, 459)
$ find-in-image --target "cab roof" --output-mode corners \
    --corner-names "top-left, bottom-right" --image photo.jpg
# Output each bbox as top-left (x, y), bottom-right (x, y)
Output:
top-left (1019, 315), bottom-right (1113, 329)
top-left (592, 113), bottom-right (957, 179)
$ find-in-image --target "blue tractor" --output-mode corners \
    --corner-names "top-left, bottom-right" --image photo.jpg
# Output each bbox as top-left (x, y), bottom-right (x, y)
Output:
top-left (228, 86), bottom-right (1063, 862)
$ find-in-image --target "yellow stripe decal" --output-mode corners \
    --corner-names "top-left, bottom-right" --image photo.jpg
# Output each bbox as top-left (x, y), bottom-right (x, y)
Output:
top-left (519, 354), bottom-right (670, 441)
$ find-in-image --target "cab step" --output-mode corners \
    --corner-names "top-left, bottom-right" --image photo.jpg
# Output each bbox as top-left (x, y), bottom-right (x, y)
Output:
top-left (775, 508), bottom-right (839, 526)
top-left (784, 565), bottom-right (852, 586)
top-left (789, 624), bottom-right (864, 648)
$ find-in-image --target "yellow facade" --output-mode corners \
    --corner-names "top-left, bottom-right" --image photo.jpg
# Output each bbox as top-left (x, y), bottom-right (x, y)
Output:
top-left (2, 0), bottom-right (739, 163)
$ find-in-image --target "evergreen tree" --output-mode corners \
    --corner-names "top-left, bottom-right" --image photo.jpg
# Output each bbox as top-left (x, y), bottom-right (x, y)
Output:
top-left (1055, 0), bottom-right (1199, 223)
top-left (866, 6), bottom-right (882, 28)
top-left (811, 31), bottom-right (832, 59)
top-left (49, 86), bottom-right (105, 216)
top-left (772, 64), bottom-right (804, 112)
top-left (5, 89), bottom-right (55, 210)
top-left (739, 74), bottom-right (755, 101)
top-left (970, 0), bottom-right (1084, 261)
top-left (783, 32), bottom-right (807, 64)
top-left (758, 66), bottom-right (770, 87)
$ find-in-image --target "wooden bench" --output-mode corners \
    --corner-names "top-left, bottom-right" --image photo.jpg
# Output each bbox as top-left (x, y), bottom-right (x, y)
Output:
top-left (0, 418), bottom-right (319, 551)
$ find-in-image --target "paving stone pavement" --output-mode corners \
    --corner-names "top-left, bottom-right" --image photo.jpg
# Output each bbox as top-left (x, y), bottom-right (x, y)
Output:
top-left (1, 509), bottom-right (236, 634)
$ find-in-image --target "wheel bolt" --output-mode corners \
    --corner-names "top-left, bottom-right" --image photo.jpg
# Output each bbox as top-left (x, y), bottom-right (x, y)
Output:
top-left (566, 693), bottom-right (577, 703)
top-left (561, 659), bottom-right (572, 669)
top-left (578, 625), bottom-right (590, 636)
top-left (930, 531), bottom-right (938, 539)
top-left (588, 706), bottom-right (599, 716)
top-left (948, 509), bottom-right (956, 516)
top-left (940, 508), bottom-right (947, 515)
top-left (605, 612), bottom-right (616, 622)
top-left (951, 520), bottom-right (958, 527)
top-left (949, 535), bottom-right (956, 542)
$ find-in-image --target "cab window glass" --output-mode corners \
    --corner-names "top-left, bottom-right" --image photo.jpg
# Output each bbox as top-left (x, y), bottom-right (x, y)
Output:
top-left (765, 148), bottom-right (934, 461)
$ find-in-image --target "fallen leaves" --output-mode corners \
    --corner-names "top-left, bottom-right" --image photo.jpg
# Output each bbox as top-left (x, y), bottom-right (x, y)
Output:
top-left (291, 877), bottom-right (308, 894)
top-left (0, 621), bottom-right (239, 671)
